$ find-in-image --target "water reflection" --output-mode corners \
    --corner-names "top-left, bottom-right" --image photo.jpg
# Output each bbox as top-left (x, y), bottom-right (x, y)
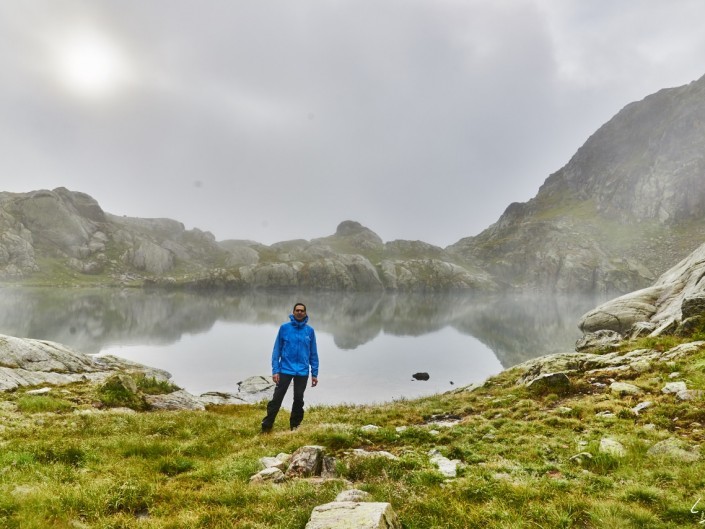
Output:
top-left (0, 287), bottom-right (601, 368)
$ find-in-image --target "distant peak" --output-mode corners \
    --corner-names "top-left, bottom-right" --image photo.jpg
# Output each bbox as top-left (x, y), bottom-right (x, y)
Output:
top-left (335, 220), bottom-right (366, 236)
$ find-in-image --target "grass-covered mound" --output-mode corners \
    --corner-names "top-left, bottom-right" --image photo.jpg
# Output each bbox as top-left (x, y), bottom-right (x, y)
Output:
top-left (1, 335), bottom-right (705, 528)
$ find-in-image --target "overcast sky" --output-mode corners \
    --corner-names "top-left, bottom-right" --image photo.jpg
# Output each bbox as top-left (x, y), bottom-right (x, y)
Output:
top-left (1, 1), bottom-right (704, 247)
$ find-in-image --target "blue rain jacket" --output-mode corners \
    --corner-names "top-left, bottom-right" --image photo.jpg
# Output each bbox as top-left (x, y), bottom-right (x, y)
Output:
top-left (271, 314), bottom-right (319, 377)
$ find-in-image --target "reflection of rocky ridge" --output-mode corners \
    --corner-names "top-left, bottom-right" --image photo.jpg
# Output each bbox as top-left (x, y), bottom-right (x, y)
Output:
top-left (451, 294), bottom-right (607, 367)
top-left (0, 288), bottom-right (596, 368)
top-left (0, 288), bottom-right (224, 354)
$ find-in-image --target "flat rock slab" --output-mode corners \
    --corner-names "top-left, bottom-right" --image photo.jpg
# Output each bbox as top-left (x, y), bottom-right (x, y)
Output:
top-left (305, 501), bottom-right (401, 529)
top-left (145, 390), bottom-right (206, 411)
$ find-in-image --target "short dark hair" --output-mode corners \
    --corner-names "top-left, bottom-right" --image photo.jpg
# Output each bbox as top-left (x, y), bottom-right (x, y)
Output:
top-left (293, 302), bottom-right (306, 312)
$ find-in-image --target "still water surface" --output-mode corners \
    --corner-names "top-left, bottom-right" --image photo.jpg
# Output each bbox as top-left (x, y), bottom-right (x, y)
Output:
top-left (0, 288), bottom-right (605, 405)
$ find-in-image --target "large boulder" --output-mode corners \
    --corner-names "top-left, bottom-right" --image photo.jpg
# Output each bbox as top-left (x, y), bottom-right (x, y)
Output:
top-left (305, 502), bottom-right (401, 529)
top-left (578, 286), bottom-right (661, 334)
top-left (0, 333), bottom-right (173, 392)
top-left (0, 334), bottom-right (101, 373)
top-left (236, 376), bottom-right (275, 403)
top-left (579, 240), bottom-right (705, 336)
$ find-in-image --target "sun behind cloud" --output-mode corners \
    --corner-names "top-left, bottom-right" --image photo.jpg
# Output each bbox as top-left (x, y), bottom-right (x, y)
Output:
top-left (54, 28), bottom-right (131, 99)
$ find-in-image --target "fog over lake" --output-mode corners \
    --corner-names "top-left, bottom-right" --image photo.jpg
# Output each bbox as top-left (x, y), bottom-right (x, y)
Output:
top-left (0, 288), bottom-right (605, 405)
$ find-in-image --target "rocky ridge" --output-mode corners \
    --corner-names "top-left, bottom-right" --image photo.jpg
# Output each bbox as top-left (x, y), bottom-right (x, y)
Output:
top-left (0, 190), bottom-right (495, 292)
top-left (448, 74), bottom-right (705, 294)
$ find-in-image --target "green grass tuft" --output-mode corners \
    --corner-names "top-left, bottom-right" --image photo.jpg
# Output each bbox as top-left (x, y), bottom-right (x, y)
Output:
top-left (15, 394), bottom-right (73, 413)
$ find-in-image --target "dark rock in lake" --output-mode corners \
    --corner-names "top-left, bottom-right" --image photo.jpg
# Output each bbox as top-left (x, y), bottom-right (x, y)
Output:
top-left (412, 372), bottom-right (430, 381)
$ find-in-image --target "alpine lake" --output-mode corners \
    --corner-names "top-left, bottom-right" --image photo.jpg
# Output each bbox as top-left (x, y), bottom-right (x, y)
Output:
top-left (0, 287), bottom-right (607, 406)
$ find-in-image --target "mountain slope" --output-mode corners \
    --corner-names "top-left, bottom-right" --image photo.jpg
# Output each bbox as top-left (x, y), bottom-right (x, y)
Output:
top-left (448, 74), bottom-right (705, 294)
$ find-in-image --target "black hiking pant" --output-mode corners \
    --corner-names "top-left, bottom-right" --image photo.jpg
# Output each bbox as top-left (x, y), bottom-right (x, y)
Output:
top-left (261, 374), bottom-right (308, 431)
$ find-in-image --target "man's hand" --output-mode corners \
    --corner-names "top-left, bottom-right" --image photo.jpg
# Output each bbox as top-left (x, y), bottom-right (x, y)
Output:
top-left (311, 377), bottom-right (318, 387)
top-left (272, 373), bottom-right (280, 384)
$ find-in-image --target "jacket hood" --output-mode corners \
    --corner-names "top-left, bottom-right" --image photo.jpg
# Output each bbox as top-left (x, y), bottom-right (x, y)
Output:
top-left (289, 314), bottom-right (309, 327)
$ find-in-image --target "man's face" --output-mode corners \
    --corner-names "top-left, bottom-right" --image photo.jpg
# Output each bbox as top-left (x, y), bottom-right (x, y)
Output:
top-left (293, 305), bottom-right (307, 321)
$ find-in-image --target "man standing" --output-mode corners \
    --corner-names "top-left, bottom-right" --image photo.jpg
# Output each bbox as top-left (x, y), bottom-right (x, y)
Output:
top-left (261, 302), bottom-right (319, 433)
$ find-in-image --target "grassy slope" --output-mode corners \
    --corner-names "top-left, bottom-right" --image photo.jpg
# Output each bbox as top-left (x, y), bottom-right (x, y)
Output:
top-left (2, 337), bottom-right (705, 528)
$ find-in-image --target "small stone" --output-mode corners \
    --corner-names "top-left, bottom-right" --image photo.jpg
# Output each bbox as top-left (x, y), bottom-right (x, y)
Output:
top-left (526, 372), bottom-right (572, 394)
top-left (260, 455), bottom-right (289, 470)
top-left (677, 389), bottom-right (704, 401)
top-left (610, 382), bottom-right (643, 396)
top-left (428, 449), bottom-right (460, 478)
top-left (662, 381), bottom-right (688, 394)
top-left (360, 424), bottom-right (380, 433)
top-left (26, 387), bottom-right (52, 395)
top-left (286, 446), bottom-right (325, 478)
top-left (349, 449), bottom-right (398, 460)
top-left (632, 401), bottom-right (653, 415)
top-left (599, 437), bottom-right (627, 457)
top-left (569, 452), bottom-right (593, 462)
top-left (335, 489), bottom-right (371, 502)
top-left (250, 467), bottom-right (286, 484)
top-left (647, 437), bottom-right (700, 462)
